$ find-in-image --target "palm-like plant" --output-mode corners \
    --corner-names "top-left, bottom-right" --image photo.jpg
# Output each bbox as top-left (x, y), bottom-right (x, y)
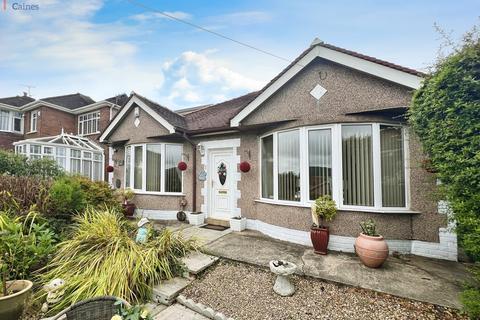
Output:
top-left (39, 208), bottom-right (197, 314)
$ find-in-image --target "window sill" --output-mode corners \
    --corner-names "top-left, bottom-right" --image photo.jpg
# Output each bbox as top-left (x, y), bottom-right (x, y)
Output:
top-left (132, 191), bottom-right (185, 197)
top-left (79, 132), bottom-right (101, 137)
top-left (254, 199), bottom-right (420, 215)
top-left (26, 131), bottom-right (37, 134)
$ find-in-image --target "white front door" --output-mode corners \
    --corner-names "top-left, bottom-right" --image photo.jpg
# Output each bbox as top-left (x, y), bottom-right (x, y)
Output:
top-left (208, 148), bottom-right (235, 220)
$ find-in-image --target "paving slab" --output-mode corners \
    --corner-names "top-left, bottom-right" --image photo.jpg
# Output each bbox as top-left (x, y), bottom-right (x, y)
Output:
top-left (182, 251), bottom-right (219, 275)
top-left (152, 277), bottom-right (192, 305)
top-left (204, 230), bottom-right (470, 309)
top-left (154, 303), bottom-right (209, 320)
top-left (177, 225), bottom-right (232, 246)
top-left (143, 303), bottom-right (167, 317)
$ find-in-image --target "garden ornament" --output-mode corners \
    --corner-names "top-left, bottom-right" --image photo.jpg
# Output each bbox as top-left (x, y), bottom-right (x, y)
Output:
top-left (135, 217), bottom-right (150, 243)
top-left (269, 260), bottom-right (297, 296)
top-left (41, 278), bottom-right (66, 313)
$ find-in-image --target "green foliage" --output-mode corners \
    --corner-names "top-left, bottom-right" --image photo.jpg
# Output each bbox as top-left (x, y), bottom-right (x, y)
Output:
top-left (360, 219), bottom-right (379, 237)
top-left (117, 188), bottom-right (135, 203)
top-left (0, 149), bottom-right (63, 178)
top-left (409, 29), bottom-right (480, 260)
top-left (39, 208), bottom-right (197, 315)
top-left (48, 176), bottom-right (86, 216)
top-left (311, 195), bottom-right (337, 228)
top-left (75, 176), bottom-right (122, 211)
top-left (0, 176), bottom-right (51, 214)
top-left (0, 210), bottom-right (56, 283)
top-left (114, 301), bottom-right (153, 320)
top-left (460, 263), bottom-right (480, 319)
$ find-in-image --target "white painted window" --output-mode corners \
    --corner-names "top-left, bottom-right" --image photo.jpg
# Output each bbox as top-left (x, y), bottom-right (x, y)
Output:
top-left (78, 111), bottom-right (100, 135)
top-left (260, 123), bottom-right (409, 212)
top-left (125, 143), bottom-right (183, 194)
top-left (30, 110), bottom-right (38, 132)
top-left (0, 110), bottom-right (23, 133)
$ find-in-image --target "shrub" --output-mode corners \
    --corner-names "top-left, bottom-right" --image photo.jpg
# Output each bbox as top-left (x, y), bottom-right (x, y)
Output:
top-left (408, 25), bottom-right (480, 318)
top-left (48, 176), bottom-right (86, 217)
top-left (74, 176), bottom-right (122, 211)
top-left (0, 210), bottom-right (56, 282)
top-left (39, 208), bottom-right (197, 314)
top-left (0, 149), bottom-right (63, 178)
top-left (311, 195), bottom-right (337, 228)
top-left (360, 219), bottom-right (379, 237)
top-left (0, 176), bottom-right (51, 214)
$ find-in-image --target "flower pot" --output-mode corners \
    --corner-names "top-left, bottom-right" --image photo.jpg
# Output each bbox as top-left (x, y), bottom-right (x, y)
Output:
top-left (0, 280), bottom-right (33, 320)
top-left (122, 202), bottom-right (136, 217)
top-left (355, 233), bottom-right (389, 268)
top-left (229, 217), bottom-right (247, 232)
top-left (310, 226), bottom-right (329, 255)
top-left (187, 212), bottom-right (205, 226)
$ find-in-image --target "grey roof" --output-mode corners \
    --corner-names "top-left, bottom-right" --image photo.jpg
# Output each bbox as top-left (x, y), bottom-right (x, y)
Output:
top-left (105, 94), bottom-right (129, 107)
top-left (133, 93), bottom-right (187, 129)
top-left (0, 95), bottom-right (35, 108)
top-left (41, 93), bottom-right (96, 110)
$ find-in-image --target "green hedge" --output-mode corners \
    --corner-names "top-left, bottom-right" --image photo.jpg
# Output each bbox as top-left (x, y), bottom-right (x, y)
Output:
top-left (0, 149), bottom-right (63, 178)
top-left (409, 32), bottom-right (480, 318)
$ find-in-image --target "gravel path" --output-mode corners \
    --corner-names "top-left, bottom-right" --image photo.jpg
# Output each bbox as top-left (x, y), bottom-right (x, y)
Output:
top-left (183, 260), bottom-right (466, 320)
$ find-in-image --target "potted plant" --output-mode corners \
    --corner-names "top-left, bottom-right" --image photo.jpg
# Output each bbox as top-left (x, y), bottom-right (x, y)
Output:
top-left (119, 188), bottom-right (136, 217)
top-left (0, 263), bottom-right (33, 320)
top-left (310, 195), bottom-right (337, 255)
top-left (355, 219), bottom-right (389, 268)
top-left (229, 216), bottom-right (247, 232)
top-left (187, 212), bottom-right (205, 226)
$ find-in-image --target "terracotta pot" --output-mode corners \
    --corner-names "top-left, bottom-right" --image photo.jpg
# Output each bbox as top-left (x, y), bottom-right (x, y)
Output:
top-left (0, 280), bottom-right (33, 320)
top-left (355, 233), bottom-right (389, 268)
top-left (311, 226), bottom-right (329, 255)
top-left (122, 202), bottom-right (136, 217)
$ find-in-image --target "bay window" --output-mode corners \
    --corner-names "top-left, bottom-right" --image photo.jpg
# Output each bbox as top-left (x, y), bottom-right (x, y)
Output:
top-left (0, 110), bottom-right (23, 133)
top-left (125, 143), bottom-right (183, 194)
top-left (260, 123), bottom-right (409, 211)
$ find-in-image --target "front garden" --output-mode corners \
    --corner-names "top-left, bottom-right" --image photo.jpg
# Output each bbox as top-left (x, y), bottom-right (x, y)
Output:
top-left (0, 150), bottom-right (197, 320)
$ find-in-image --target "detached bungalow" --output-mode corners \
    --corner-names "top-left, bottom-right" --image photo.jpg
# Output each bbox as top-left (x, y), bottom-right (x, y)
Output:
top-left (100, 39), bottom-right (457, 261)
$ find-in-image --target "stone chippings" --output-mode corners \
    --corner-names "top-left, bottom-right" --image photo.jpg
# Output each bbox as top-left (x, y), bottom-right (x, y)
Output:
top-left (182, 260), bottom-right (466, 320)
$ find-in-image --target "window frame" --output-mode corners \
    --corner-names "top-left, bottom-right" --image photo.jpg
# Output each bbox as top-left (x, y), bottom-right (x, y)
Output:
top-left (78, 111), bottom-right (101, 136)
top-left (0, 109), bottom-right (23, 133)
top-left (124, 143), bottom-right (184, 195)
top-left (258, 123), bottom-right (410, 213)
top-left (30, 110), bottom-right (38, 133)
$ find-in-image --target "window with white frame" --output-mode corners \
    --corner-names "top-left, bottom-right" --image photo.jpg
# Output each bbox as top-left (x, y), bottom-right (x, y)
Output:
top-left (125, 143), bottom-right (183, 194)
top-left (260, 123), bottom-right (408, 211)
top-left (30, 110), bottom-right (38, 132)
top-left (78, 111), bottom-right (100, 135)
top-left (0, 110), bottom-right (23, 133)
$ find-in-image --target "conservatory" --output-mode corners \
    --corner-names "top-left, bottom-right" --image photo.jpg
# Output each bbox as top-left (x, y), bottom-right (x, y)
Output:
top-left (13, 132), bottom-right (104, 181)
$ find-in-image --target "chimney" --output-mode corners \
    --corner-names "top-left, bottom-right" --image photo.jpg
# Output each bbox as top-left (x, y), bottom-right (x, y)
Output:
top-left (23, 92), bottom-right (28, 97)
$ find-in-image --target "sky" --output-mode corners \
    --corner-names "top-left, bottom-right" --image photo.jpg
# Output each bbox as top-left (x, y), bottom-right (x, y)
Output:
top-left (0, 0), bottom-right (478, 110)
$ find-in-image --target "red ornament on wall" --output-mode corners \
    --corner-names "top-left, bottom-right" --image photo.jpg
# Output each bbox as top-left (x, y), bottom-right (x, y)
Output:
top-left (178, 161), bottom-right (188, 171)
top-left (106, 165), bottom-right (114, 173)
top-left (239, 161), bottom-right (251, 173)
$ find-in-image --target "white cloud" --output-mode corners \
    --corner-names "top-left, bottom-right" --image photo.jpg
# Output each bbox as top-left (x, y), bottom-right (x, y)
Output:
top-left (0, 0), bottom-right (164, 99)
top-left (130, 11), bottom-right (192, 22)
top-left (159, 50), bottom-right (264, 108)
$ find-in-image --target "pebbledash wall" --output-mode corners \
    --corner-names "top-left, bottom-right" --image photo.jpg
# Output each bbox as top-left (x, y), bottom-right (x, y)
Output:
top-left (111, 58), bottom-right (458, 261)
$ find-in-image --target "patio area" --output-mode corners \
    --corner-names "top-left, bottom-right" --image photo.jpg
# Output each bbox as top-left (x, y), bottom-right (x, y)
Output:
top-left (154, 221), bottom-right (470, 310)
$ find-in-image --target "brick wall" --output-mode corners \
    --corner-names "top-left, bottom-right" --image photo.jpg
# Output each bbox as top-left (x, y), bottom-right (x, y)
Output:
top-left (0, 132), bottom-right (24, 150)
top-left (24, 106), bottom-right (76, 138)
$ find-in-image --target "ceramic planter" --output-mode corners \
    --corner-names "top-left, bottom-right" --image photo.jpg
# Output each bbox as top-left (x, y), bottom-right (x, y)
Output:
top-left (188, 212), bottom-right (205, 226)
top-left (122, 202), bottom-right (136, 217)
top-left (310, 226), bottom-right (329, 255)
top-left (229, 217), bottom-right (247, 232)
top-left (0, 280), bottom-right (33, 320)
top-left (355, 233), bottom-right (389, 268)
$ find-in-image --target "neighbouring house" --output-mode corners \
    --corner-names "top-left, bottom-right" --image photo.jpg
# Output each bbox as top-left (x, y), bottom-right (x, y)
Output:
top-left (99, 38), bottom-right (457, 261)
top-left (0, 92), bottom-right (128, 181)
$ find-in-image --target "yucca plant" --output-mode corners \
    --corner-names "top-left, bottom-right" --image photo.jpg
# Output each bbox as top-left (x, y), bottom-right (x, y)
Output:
top-left (38, 208), bottom-right (197, 314)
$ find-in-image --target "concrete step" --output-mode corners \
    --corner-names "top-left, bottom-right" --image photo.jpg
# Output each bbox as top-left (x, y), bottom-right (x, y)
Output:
top-left (205, 218), bottom-right (230, 228)
top-left (182, 252), bottom-right (219, 278)
top-left (154, 303), bottom-right (209, 320)
top-left (152, 277), bottom-right (192, 305)
top-left (143, 303), bottom-right (167, 317)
